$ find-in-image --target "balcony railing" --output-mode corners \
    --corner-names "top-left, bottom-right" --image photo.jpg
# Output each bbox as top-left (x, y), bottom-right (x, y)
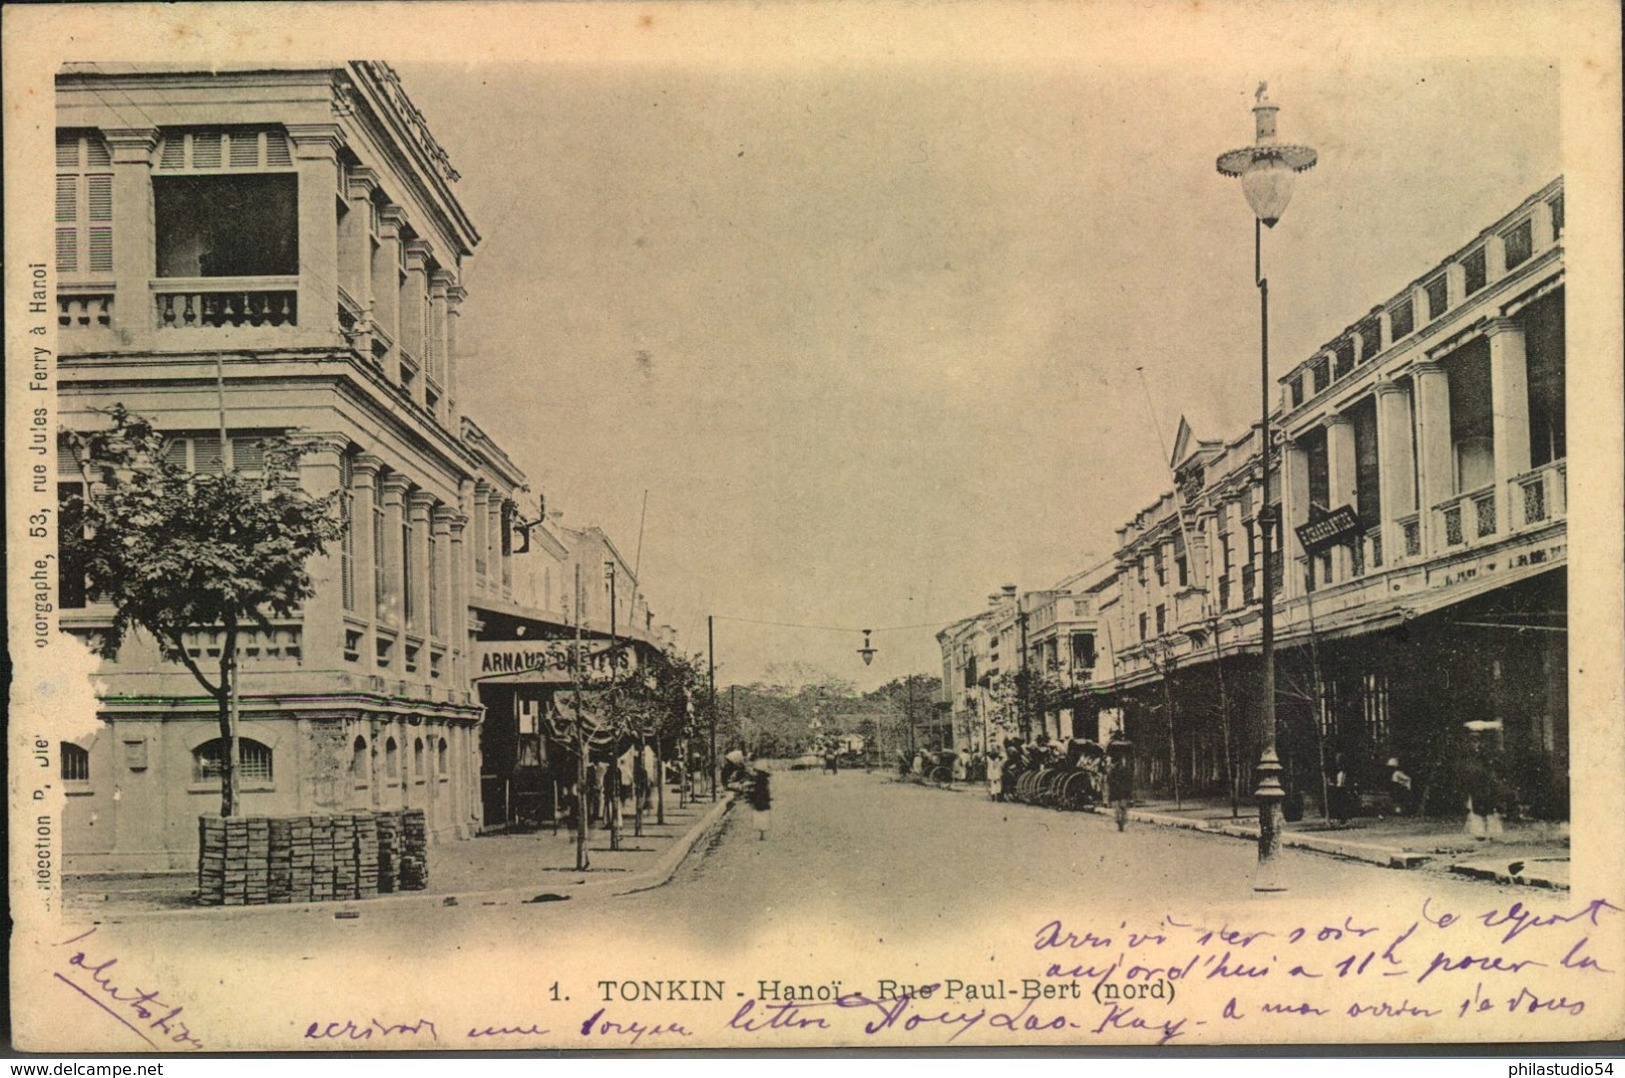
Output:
top-left (59, 291), bottom-right (113, 328)
top-left (1398, 513), bottom-right (1421, 558)
top-left (154, 276), bottom-right (298, 329)
top-left (1435, 484), bottom-right (1496, 549)
top-left (1509, 460), bottom-right (1567, 531)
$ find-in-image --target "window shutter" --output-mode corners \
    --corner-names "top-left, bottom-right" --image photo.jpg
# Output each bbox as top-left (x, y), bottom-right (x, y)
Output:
top-left (159, 135), bottom-right (185, 169)
top-left (56, 229), bottom-right (78, 274)
top-left (193, 434), bottom-right (224, 475)
top-left (56, 134), bottom-right (79, 168)
top-left (230, 436), bottom-right (265, 472)
top-left (228, 131), bottom-right (259, 168)
top-left (193, 132), bottom-right (222, 168)
top-left (56, 176), bottom-right (77, 221)
top-left (88, 227), bottom-right (113, 274)
top-left (164, 438), bottom-right (189, 470)
top-left (265, 129), bottom-right (291, 167)
top-left (86, 137), bottom-right (111, 167)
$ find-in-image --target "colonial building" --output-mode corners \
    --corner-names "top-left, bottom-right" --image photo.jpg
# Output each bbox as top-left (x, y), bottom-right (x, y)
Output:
top-left (1097, 178), bottom-right (1567, 819)
top-left (51, 63), bottom-right (668, 871)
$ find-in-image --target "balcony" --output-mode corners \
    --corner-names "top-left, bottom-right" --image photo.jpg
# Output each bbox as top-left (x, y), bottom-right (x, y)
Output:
top-left (1508, 460), bottom-right (1567, 532)
top-left (154, 277), bottom-right (298, 329)
top-left (1398, 513), bottom-right (1422, 558)
top-left (1435, 484), bottom-right (1496, 549)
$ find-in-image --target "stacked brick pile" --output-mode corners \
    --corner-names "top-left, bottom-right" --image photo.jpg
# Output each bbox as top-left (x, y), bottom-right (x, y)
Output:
top-left (197, 817), bottom-right (271, 906)
top-left (399, 809), bottom-right (428, 891)
top-left (197, 810), bottom-right (422, 906)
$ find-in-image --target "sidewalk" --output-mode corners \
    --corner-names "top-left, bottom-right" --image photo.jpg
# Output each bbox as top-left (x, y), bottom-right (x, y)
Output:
top-left (904, 773), bottom-right (1570, 889)
top-left (64, 791), bottom-right (735, 918)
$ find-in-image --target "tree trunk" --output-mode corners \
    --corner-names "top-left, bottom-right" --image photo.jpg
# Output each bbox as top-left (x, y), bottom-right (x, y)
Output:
top-left (218, 619), bottom-right (241, 818)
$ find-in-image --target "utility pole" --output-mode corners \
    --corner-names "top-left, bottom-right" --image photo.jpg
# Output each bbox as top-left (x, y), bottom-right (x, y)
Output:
top-left (572, 563), bottom-right (589, 871)
top-left (708, 615), bottom-right (717, 801)
top-left (606, 562), bottom-right (621, 850)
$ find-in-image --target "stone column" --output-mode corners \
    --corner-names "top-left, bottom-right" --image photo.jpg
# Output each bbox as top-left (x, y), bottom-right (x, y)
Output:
top-left (431, 506), bottom-right (456, 652)
top-left (379, 472), bottom-right (411, 634)
top-left (447, 511), bottom-right (469, 690)
top-left (351, 455), bottom-right (383, 665)
top-left (1411, 361), bottom-right (1454, 555)
top-left (373, 206), bottom-right (405, 370)
top-left (408, 490), bottom-right (435, 649)
top-left (1486, 317), bottom-right (1532, 534)
top-left (498, 498), bottom-right (513, 597)
top-left (1281, 438), bottom-right (1311, 599)
top-left (402, 240), bottom-right (433, 406)
top-left (102, 128), bottom-right (158, 342)
top-left (297, 436), bottom-right (349, 670)
top-left (445, 283), bottom-right (466, 423)
top-left (341, 166), bottom-right (379, 349)
top-left (1324, 414), bottom-right (1357, 583)
top-left (429, 270), bottom-right (454, 420)
top-left (471, 483), bottom-right (491, 594)
top-left (1374, 381), bottom-right (1417, 562)
top-left (285, 124), bottom-right (344, 340)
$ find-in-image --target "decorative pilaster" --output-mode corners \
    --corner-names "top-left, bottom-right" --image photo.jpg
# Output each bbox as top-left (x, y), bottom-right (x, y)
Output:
top-left (351, 454), bottom-right (384, 663)
top-left (103, 128), bottom-right (158, 339)
top-left (379, 472), bottom-right (411, 631)
top-left (444, 283), bottom-right (466, 423)
top-left (445, 509), bottom-right (469, 689)
top-left (401, 240), bottom-right (433, 406)
top-left (374, 206), bottom-right (406, 370)
top-left (285, 124), bottom-right (345, 338)
top-left (1324, 414), bottom-right (1357, 584)
top-left (1411, 362), bottom-right (1453, 555)
top-left (1374, 381), bottom-right (1416, 562)
top-left (408, 491), bottom-right (435, 644)
top-left (341, 166), bottom-right (379, 353)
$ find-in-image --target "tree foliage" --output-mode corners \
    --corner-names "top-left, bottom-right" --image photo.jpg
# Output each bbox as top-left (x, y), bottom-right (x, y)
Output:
top-left (61, 405), bottom-right (344, 816)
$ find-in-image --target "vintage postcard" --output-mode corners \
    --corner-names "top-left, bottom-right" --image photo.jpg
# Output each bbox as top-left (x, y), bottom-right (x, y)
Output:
top-left (6, 0), bottom-right (1623, 1054)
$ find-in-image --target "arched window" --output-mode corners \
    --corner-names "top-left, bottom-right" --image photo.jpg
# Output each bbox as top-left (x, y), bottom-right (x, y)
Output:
top-left (62, 742), bottom-right (90, 783)
top-left (385, 737), bottom-right (399, 780)
top-left (437, 737), bottom-right (449, 777)
top-left (413, 737), bottom-right (426, 784)
top-left (351, 735), bottom-right (369, 785)
top-left (192, 738), bottom-right (273, 782)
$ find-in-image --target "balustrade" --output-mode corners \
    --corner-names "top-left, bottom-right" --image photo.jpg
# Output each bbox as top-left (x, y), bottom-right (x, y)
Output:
top-left (1509, 460), bottom-right (1567, 530)
top-left (58, 292), bottom-right (113, 328)
top-left (155, 277), bottom-right (298, 329)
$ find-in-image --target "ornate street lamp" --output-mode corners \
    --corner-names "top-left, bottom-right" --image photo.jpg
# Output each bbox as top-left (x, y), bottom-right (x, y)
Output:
top-left (857, 628), bottom-right (877, 666)
top-left (1217, 83), bottom-right (1316, 892)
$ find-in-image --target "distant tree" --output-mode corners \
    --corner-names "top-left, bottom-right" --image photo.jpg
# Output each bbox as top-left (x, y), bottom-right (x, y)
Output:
top-left (61, 406), bottom-right (343, 818)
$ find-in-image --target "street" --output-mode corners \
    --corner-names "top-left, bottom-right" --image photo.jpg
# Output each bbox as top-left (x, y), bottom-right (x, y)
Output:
top-left (31, 768), bottom-right (1597, 1053)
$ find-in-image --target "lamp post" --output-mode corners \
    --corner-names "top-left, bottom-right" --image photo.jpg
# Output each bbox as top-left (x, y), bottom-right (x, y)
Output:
top-left (1217, 83), bottom-right (1316, 893)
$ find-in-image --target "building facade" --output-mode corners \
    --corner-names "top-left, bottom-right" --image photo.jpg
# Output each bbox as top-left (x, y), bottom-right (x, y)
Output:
top-left (51, 63), bottom-right (663, 871)
top-left (1097, 178), bottom-right (1567, 818)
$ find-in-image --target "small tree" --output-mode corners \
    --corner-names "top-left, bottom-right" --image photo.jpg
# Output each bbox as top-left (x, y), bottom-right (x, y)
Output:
top-left (61, 406), bottom-right (343, 818)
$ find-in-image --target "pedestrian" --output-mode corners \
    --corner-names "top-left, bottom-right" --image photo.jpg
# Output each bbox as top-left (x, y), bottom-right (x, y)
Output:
top-left (1329, 754), bottom-right (1355, 825)
top-left (986, 748), bottom-right (1004, 801)
top-left (951, 746), bottom-right (967, 783)
top-left (1107, 739), bottom-right (1134, 831)
top-left (748, 765), bottom-right (772, 840)
top-left (1386, 756), bottom-right (1413, 816)
top-left (1461, 731), bottom-right (1506, 841)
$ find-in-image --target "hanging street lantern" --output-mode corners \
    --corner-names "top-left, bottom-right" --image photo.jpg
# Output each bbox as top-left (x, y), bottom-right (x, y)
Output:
top-left (857, 629), bottom-right (877, 666)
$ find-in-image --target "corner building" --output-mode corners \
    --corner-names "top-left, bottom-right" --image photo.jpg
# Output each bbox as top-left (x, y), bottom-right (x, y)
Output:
top-left (54, 63), bottom-right (537, 870)
top-left (1098, 179), bottom-right (1567, 819)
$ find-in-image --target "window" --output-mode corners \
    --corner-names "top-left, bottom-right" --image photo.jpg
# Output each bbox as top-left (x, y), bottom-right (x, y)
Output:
top-left (428, 529), bottom-right (441, 638)
top-left (1425, 276), bottom-right (1448, 320)
top-left (1332, 341), bottom-right (1354, 380)
top-left (438, 737), bottom-right (449, 777)
top-left (1356, 320), bottom-right (1380, 363)
top-left (385, 737), bottom-right (399, 780)
top-left (351, 736), bottom-right (370, 785)
top-left (1136, 559), bottom-right (1147, 587)
top-left (57, 131), bottom-right (114, 278)
top-left (62, 743), bottom-right (90, 783)
top-left (1175, 554), bottom-right (1188, 588)
top-left (1153, 547), bottom-right (1166, 587)
top-left (1137, 612), bottom-right (1148, 642)
top-left (1154, 604), bottom-right (1166, 636)
top-left (1503, 219), bottom-right (1533, 271)
top-left (192, 738), bottom-right (273, 783)
top-left (1389, 299), bottom-right (1414, 341)
top-left (153, 128), bottom-right (296, 279)
top-left (1548, 193), bottom-right (1564, 238)
top-left (413, 737), bottom-right (426, 784)
top-left (1309, 356), bottom-right (1330, 395)
top-left (402, 508), bottom-right (415, 628)
top-left (1070, 632), bottom-right (1096, 671)
top-left (1462, 248), bottom-right (1486, 296)
top-left (1289, 375), bottom-right (1304, 407)
top-left (339, 452), bottom-right (356, 612)
top-left (158, 432), bottom-right (273, 475)
top-left (373, 477), bottom-right (387, 621)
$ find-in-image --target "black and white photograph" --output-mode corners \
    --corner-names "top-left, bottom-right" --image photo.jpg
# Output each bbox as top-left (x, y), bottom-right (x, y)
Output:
top-left (5, 0), bottom-right (1623, 1055)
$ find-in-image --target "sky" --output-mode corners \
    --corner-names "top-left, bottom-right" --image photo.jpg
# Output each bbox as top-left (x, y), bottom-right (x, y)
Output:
top-left (393, 44), bottom-right (1560, 691)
